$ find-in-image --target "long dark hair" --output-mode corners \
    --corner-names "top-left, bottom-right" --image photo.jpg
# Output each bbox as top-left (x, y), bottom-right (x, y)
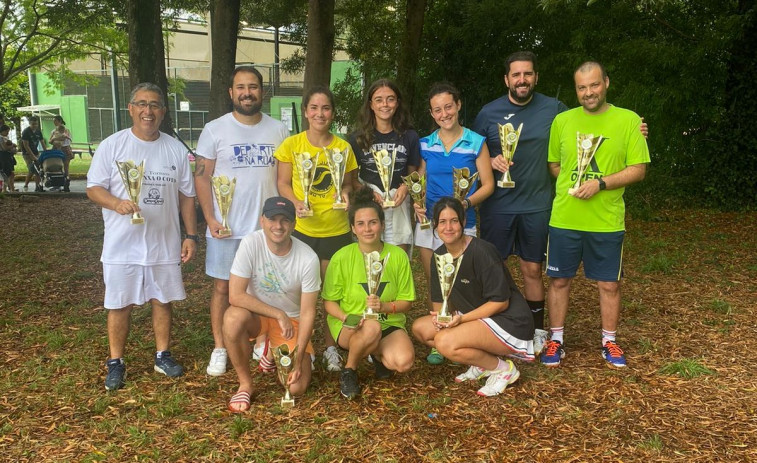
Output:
top-left (348, 186), bottom-right (385, 226)
top-left (355, 79), bottom-right (413, 151)
top-left (432, 196), bottom-right (466, 229)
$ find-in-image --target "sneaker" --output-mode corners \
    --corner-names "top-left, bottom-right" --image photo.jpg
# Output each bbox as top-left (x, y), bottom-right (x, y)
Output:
top-left (374, 359), bottom-right (394, 380)
top-left (533, 329), bottom-right (549, 355)
top-left (35, 185), bottom-right (44, 192)
top-left (252, 343), bottom-right (265, 361)
top-left (105, 358), bottom-right (126, 391)
top-left (339, 368), bottom-right (361, 399)
top-left (154, 351), bottom-right (184, 377)
top-left (477, 360), bottom-right (520, 397)
top-left (206, 348), bottom-right (227, 376)
top-left (23, 186), bottom-right (28, 191)
top-left (601, 340), bottom-right (627, 368)
top-left (540, 340), bottom-right (565, 367)
top-left (454, 365), bottom-right (490, 383)
top-left (323, 346), bottom-right (343, 372)
top-left (426, 348), bottom-right (444, 365)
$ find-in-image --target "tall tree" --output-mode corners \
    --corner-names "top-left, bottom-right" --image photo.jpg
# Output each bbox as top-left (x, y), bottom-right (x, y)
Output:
top-left (396, 0), bottom-right (427, 111)
top-left (208, 0), bottom-right (241, 120)
top-left (301, 0), bottom-right (335, 128)
top-left (127, 0), bottom-right (172, 132)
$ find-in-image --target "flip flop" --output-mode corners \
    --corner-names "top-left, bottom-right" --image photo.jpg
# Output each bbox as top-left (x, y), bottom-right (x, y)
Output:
top-left (227, 391), bottom-right (251, 413)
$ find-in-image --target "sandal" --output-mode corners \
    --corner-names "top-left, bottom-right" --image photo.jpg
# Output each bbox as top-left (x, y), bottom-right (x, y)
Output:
top-left (227, 390), bottom-right (251, 413)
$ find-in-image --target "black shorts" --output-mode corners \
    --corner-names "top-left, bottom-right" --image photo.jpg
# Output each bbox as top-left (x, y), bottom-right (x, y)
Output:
top-left (481, 210), bottom-right (550, 262)
top-left (292, 230), bottom-right (353, 261)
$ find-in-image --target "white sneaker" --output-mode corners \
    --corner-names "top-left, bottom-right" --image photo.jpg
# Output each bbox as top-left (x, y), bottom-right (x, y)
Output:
top-left (323, 346), bottom-right (343, 372)
top-left (454, 365), bottom-right (490, 383)
top-left (476, 360), bottom-right (520, 397)
top-left (533, 329), bottom-right (549, 355)
top-left (206, 348), bottom-right (227, 376)
top-left (252, 343), bottom-right (265, 361)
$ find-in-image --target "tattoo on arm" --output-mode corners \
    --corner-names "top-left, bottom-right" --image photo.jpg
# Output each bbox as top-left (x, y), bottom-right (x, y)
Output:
top-left (195, 156), bottom-right (206, 177)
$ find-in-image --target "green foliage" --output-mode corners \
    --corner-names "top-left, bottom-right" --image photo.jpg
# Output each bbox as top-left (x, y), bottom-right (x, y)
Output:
top-left (659, 358), bottom-right (715, 379)
top-left (0, 73), bottom-right (30, 124)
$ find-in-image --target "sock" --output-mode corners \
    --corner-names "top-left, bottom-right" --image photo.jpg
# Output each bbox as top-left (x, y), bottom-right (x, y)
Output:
top-left (527, 300), bottom-right (545, 330)
top-left (602, 329), bottom-right (617, 346)
top-left (156, 350), bottom-right (170, 358)
top-left (550, 327), bottom-right (564, 344)
top-left (107, 358), bottom-right (124, 366)
top-left (495, 358), bottom-right (509, 372)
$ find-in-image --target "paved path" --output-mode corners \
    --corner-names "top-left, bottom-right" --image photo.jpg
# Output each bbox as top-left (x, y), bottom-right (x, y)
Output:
top-left (4, 179), bottom-right (87, 196)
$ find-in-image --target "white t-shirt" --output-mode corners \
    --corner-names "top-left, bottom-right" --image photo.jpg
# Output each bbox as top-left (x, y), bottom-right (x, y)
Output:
top-left (229, 230), bottom-right (321, 319)
top-left (196, 113), bottom-right (289, 238)
top-left (87, 129), bottom-right (195, 265)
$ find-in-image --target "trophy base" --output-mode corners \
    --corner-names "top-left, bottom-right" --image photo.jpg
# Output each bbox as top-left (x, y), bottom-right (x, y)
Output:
top-left (280, 397), bottom-right (295, 409)
top-left (363, 312), bottom-right (380, 321)
top-left (332, 202), bottom-right (347, 210)
top-left (497, 180), bottom-right (515, 189)
top-left (420, 221), bottom-right (431, 230)
top-left (131, 217), bottom-right (145, 225)
top-left (301, 209), bottom-right (314, 217)
top-left (436, 314), bottom-right (453, 324)
top-left (382, 200), bottom-right (395, 208)
top-left (218, 228), bottom-right (232, 237)
top-left (568, 187), bottom-right (578, 196)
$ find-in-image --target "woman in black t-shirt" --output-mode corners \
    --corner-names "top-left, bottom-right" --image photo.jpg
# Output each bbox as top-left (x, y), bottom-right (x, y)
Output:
top-left (412, 197), bottom-right (535, 396)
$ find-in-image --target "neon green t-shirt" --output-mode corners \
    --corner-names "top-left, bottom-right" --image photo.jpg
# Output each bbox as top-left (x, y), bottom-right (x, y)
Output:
top-left (274, 131), bottom-right (358, 237)
top-left (322, 242), bottom-right (415, 341)
top-left (548, 105), bottom-right (650, 232)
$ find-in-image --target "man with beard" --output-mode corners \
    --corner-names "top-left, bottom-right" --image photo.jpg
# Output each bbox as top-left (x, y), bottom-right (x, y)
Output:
top-left (195, 66), bottom-right (290, 376)
top-left (541, 61), bottom-right (649, 369)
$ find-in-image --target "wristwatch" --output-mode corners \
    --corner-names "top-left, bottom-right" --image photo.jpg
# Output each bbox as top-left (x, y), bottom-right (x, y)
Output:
top-left (185, 234), bottom-right (199, 242)
top-left (598, 178), bottom-right (607, 191)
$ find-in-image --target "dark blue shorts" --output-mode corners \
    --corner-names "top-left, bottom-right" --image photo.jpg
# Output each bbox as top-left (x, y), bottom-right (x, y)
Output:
top-left (545, 226), bottom-right (624, 281)
top-left (481, 210), bottom-right (550, 262)
top-left (292, 230), bottom-right (353, 261)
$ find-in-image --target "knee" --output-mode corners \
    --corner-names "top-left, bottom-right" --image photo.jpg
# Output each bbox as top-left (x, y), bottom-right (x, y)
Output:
top-left (434, 330), bottom-right (457, 357)
top-left (411, 317), bottom-right (432, 343)
top-left (222, 306), bottom-right (249, 336)
top-left (360, 320), bottom-right (382, 341)
top-left (597, 281), bottom-right (621, 297)
top-left (214, 279), bottom-right (230, 296)
top-left (391, 350), bottom-right (415, 373)
top-left (549, 277), bottom-right (571, 290)
top-left (289, 380), bottom-right (310, 397)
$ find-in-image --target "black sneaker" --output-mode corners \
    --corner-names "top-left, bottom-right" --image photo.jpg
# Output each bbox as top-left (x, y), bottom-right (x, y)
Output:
top-left (154, 351), bottom-right (184, 377)
top-left (105, 358), bottom-right (126, 391)
top-left (339, 368), bottom-right (361, 399)
top-left (35, 185), bottom-right (44, 192)
top-left (374, 359), bottom-right (394, 380)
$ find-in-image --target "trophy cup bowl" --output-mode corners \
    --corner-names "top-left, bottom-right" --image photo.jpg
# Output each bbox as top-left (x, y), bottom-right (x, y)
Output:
top-left (295, 152), bottom-right (317, 217)
top-left (497, 122), bottom-right (522, 189)
top-left (568, 133), bottom-right (603, 196)
top-left (402, 171), bottom-right (431, 230)
top-left (211, 175), bottom-right (236, 236)
top-left (363, 250), bottom-right (387, 320)
top-left (372, 149), bottom-right (397, 208)
top-left (116, 160), bottom-right (146, 225)
top-left (452, 167), bottom-right (480, 202)
top-left (435, 253), bottom-right (463, 324)
top-left (324, 147), bottom-right (348, 210)
top-left (272, 344), bottom-right (298, 408)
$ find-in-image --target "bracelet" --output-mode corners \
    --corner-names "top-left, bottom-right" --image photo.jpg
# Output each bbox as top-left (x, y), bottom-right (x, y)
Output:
top-left (185, 234), bottom-right (199, 242)
top-left (464, 198), bottom-right (472, 209)
top-left (391, 302), bottom-right (397, 314)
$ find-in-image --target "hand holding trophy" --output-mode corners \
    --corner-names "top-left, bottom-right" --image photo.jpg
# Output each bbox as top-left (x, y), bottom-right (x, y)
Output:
top-left (371, 148), bottom-right (397, 207)
top-left (293, 151), bottom-right (319, 216)
top-left (568, 132), bottom-right (604, 196)
top-left (452, 167), bottom-right (479, 203)
top-left (324, 147), bottom-right (347, 209)
top-left (363, 250), bottom-right (389, 320)
top-left (497, 122), bottom-right (523, 188)
top-left (401, 171), bottom-right (431, 230)
top-left (211, 175), bottom-right (236, 236)
top-left (115, 159), bottom-right (146, 224)
top-left (435, 252), bottom-right (463, 324)
top-left (272, 344), bottom-right (299, 408)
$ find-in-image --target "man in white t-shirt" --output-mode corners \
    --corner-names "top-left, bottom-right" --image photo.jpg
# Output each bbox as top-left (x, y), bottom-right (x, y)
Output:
top-left (87, 82), bottom-right (198, 391)
top-left (223, 196), bottom-right (320, 413)
top-left (194, 66), bottom-right (290, 376)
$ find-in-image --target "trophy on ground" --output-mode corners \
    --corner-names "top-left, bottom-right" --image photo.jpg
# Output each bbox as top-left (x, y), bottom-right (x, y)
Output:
top-left (497, 122), bottom-right (523, 188)
top-left (371, 148), bottom-right (397, 207)
top-left (452, 167), bottom-right (479, 202)
top-left (293, 151), bottom-right (319, 216)
top-left (211, 175), bottom-right (236, 236)
top-left (568, 132), bottom-right (604, 196)
top-left (363, 250), bottom-right (389, 320)
top-left (435, 253), bottom-right (463, 324)
top-left (402, 171), bottom-right (431, 230)
top-left (272, 344), bottom-right (299, 408)
top-left (324, 147), bottom-right (347, 210)
top-left (115, 159), bottom-right (146, 225)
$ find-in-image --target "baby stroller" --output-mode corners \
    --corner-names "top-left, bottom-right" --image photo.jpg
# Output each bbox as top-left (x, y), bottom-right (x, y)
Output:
top-left (37, 150), bottom-right (68, 192)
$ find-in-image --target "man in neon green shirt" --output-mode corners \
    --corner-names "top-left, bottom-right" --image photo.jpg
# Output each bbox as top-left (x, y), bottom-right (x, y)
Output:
top-left (541, 61), bottom-right (650, 369)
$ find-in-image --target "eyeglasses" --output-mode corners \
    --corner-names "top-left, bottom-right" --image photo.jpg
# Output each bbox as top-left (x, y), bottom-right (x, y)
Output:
top-left (130, 101), bottom-right (163, 110)
top-left (372, 96), bottom-right (397, 105)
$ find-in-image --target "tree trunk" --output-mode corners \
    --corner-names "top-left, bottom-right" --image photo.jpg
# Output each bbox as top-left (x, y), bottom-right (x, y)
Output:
top-left (208, 0), bottom-right (241, 120)
top-left (127, 0), bottom-right (172, 133)
top-left (301, 0), bottom-right (335, 129)
top-left (397, 0), bottom-right (427, 113)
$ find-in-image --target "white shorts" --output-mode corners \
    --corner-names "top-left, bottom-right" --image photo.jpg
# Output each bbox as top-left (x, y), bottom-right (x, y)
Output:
top-left (364, 183), bottom-right (414, 246)
top-left (413, 223), bottom-right (477, 251)
top-left (205, 237), bottom-right (242, 280)
top-left (103, 263), bottom-right (186, 309)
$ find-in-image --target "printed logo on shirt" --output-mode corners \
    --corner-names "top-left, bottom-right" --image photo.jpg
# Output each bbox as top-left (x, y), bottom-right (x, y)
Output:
top-left (143, 188), bottom-right (165, 205)
top-left (310, 166), bottom-right (333, 197)
top-left (360, 281), bottom-right (388, 297)
top-left (570, 138), bottom-right (607, 185)
top-left (460, 278), bottom-right (470, 284)
top-left (503, 114), bottom-right (515, 121)
top-left (230, 143), bottom-right (276, 168)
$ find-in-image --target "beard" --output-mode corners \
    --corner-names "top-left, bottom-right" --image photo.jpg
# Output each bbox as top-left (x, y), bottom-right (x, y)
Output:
top-left (233, 97), bottom-right (262, 116)
top-left (508, 84), bottom-right (535, 105)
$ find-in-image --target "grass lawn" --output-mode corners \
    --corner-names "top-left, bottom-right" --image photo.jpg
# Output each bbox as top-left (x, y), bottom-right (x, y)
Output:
top-left (0, 197), bottom-right (755, 462)
top-left (13, 154), bottom-right (93, 176)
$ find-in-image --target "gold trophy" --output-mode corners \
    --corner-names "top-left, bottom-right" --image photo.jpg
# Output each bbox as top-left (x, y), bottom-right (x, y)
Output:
top-left (272, 344), bottom-right (298, 408)
top-left (401, 171), bottom-right (431, 230)
top-left (371, 148), bottom-right (397, 207)
top-left (115, 159), bottom-right (146, 225)
top-left (497, 122), bottom-right (523, 188)
top-left (435, 253), bottom-right (463, 324)
top-left (452, 167), bottom-right (479, 202)
top-left (363, 250), bottom-right (389, 320)
top-left (211, 175), bottom-right (236, 237)
top-left (568, 132), bottom-right (604, 196)
top-left (324, 147), bottom-right (347, 210)
top-left (293, 151), bottom-right (319, 216)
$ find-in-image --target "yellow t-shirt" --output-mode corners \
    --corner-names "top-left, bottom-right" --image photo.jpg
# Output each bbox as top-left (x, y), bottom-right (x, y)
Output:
top-left (274, 131), bottom-right (357, 237)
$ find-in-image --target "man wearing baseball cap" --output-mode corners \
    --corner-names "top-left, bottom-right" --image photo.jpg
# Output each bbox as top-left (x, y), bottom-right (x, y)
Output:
top-left (222, 196), bottom-right (321, 412)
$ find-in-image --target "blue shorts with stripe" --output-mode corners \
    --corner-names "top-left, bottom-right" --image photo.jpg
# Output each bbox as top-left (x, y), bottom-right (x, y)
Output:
top-left (545, 226), bottom-right (624, 282)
